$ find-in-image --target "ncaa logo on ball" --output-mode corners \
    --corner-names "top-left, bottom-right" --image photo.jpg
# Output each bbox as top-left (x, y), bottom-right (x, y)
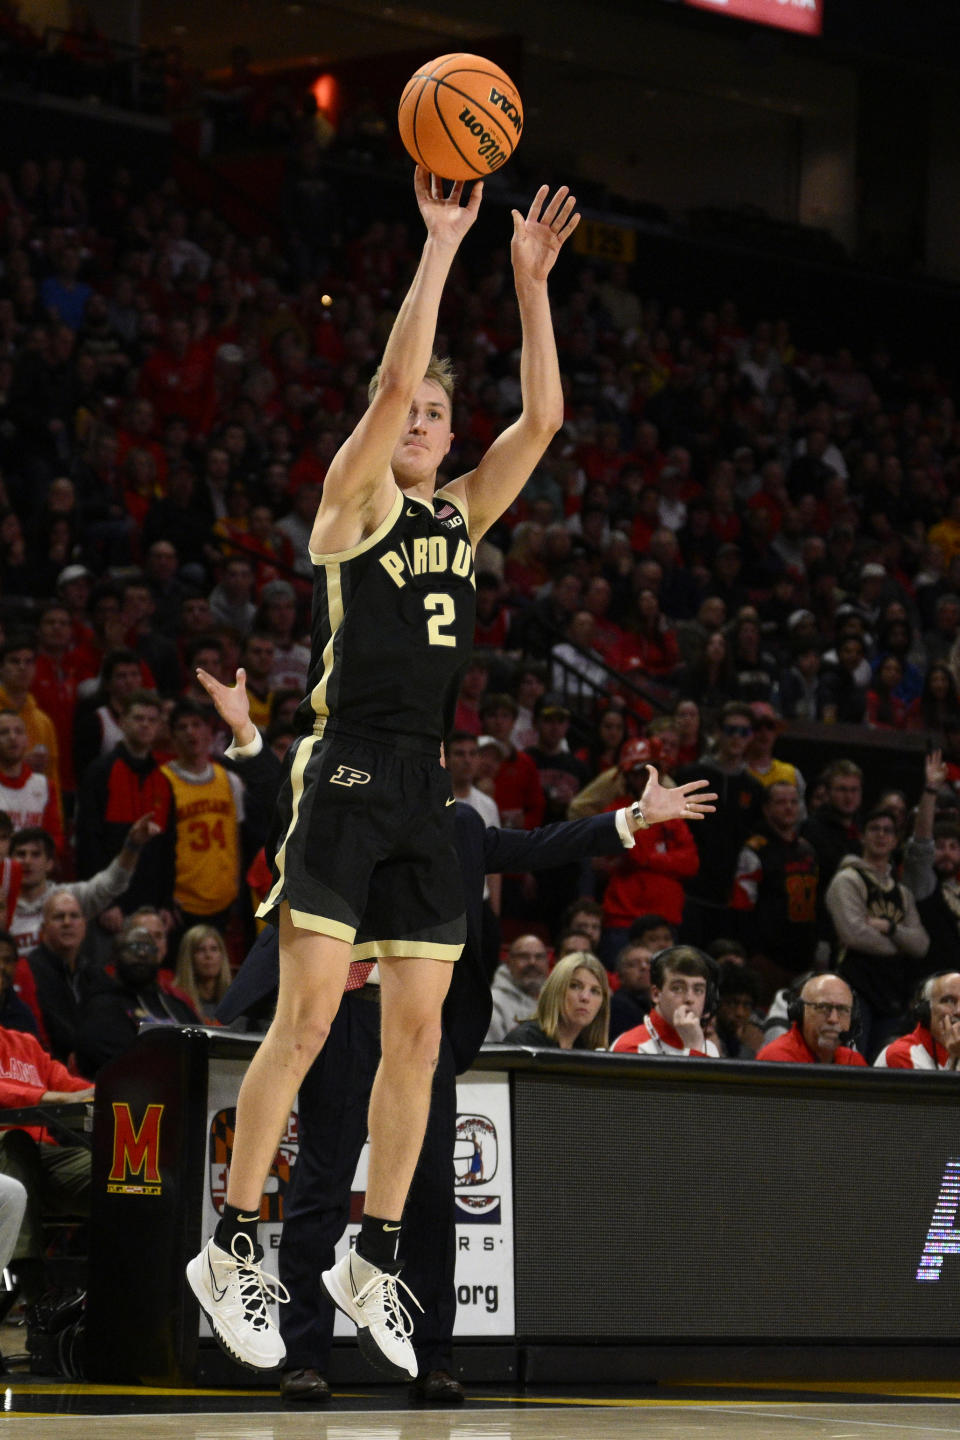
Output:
top-left (488, 88), bottom-right (522, 134)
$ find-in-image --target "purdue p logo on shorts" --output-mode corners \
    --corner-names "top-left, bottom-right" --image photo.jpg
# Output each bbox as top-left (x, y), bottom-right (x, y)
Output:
top-left (330, 764), bottom-right (372, 788)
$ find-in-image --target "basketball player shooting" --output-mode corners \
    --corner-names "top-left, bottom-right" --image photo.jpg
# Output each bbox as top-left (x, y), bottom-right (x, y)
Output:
top-left (187, 166), bottom-right (580, 1379)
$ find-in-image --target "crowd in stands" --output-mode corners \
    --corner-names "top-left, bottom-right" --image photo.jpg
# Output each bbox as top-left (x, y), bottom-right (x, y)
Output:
top-left (4, 82), bottom-right (960, 1316)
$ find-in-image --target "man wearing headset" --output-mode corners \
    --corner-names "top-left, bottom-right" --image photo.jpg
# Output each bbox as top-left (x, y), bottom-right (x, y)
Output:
top-left (874, 972), bottom-right (960, 1071)
top-left (755, 972), bottom-right (865, 1066)
top-left (610, 945), bottom-right (720, 1057)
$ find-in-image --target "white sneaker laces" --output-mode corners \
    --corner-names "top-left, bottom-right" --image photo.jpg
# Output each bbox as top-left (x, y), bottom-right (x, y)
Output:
top-left (353, 1267), bottom-right (423, 1339)
top-left (227, 1233), bottom-right (290, 1332)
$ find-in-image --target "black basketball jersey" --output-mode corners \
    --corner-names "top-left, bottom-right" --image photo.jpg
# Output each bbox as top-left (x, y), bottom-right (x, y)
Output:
top-left (295, 487), bottom-right (476, 746)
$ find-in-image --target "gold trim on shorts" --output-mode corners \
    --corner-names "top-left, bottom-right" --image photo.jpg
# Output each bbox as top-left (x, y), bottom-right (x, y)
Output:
top-left (351, 938), bottom-right (462, 963)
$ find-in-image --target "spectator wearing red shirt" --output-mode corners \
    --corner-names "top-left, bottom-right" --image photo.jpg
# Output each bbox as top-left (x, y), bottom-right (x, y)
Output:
top-left (116, 396), bottom-right (168, 487)
top-left (582, 576), bottom-right (625, 668)
top-left (473, 574), bottom-right (511, 651)
top-left (0, 713), bottom-right (63, 855)
top-left (756, 974), bottom-right (866, 1066)
top-left (0, 1003), bottom-right (93, 1292)
top-left (289, 427), bottom-right (338, 493)
top-left (619, 588), bottom-right (680, 681)
top-left (139, 314), bottom-right (215, 435)
top-left (452, 655), bottom-right (490, 737)
top-left (865, 655), bottom-right (921, 731)
top-left (600, 748), bottom-right (698, 960)
top-left (31, 603), bottom-right (82, 797)
top-left (478, 694), bottom-right (545, 830)
top-left (629, 486), bottom-right (662, 556)
top-left (504, 521), bottom-right (548, 601)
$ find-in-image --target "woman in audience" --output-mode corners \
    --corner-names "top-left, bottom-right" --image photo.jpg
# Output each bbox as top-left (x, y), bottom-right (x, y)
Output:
top-left (866, 655), bottom-right (920, 730)
top-left (620, 588), bottom-right (680, 680)
top-left (920, 661), bottom-right (960, 734)
top-left (676, 629), bottom-right (735, 714)
top-left (502, 953), bottom-right (610, 1052)
top-left (174, 925), bottom-right (233, 1022)
top-left (673, 698), bottom-right (702, 765)
top-left (575, 704), bottom-right (627, 777)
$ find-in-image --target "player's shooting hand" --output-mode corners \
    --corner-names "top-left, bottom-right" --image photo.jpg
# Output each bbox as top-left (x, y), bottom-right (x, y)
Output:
top-left (414, 166), bottom-right (483, 247)
top-left (672, 1004), bottom-right (705, 1051)
top-left (510, 184), bottom-right (580, 283)
top-left (638, 767), bottom-right (717, 828)
top-left (196, 666), bottom-right (255, 744)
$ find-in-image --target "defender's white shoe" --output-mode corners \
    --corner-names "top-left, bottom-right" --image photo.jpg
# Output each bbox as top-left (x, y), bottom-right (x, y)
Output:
top-left (186, 1234), bottom-right (288, 1371)
top-left (322, 1248), bottom-right (421, 1379)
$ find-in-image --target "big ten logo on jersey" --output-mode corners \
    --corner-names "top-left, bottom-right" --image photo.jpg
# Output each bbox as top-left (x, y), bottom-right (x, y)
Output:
top-left (209, 1107), bottom-right (299, 1222)
top-left (107, 1102), bottom-right (164, 1196)
top-left (453, 1112), bottom-right (500, 1222)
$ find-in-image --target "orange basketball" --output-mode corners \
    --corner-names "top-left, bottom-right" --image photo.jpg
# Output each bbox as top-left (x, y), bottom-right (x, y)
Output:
top-left (398, 53), bottom-right (523, 182)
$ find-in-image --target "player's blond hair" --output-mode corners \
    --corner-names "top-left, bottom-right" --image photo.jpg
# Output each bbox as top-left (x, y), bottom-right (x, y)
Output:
top-left (367, 352), bottom-right (455, 407)
top-left (535, 952), bottom-right (610, 1052)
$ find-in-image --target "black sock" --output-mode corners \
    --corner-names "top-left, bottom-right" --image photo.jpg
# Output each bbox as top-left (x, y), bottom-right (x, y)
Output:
top-left (215, 1203), bottom-right (262, 1258)
top-left (356, 1214), bottom-right (402, 1269)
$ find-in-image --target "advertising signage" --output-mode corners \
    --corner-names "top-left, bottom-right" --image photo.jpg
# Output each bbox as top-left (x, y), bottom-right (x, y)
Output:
top-left (683, 0), bottom-right (823, 37)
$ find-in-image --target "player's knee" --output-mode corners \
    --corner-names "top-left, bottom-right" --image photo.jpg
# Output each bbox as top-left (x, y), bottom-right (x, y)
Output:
top-left (285, 1003), bottom-right (332, 1060)
top-left (385, 1016), bottom-right (441, 1070)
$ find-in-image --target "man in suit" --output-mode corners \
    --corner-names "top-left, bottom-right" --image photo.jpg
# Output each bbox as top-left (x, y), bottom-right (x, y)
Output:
top-left (199, 666), bottom-right (714, 1403)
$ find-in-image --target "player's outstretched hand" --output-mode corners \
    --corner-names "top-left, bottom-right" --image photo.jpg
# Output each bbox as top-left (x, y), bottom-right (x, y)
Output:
top-left (414, 165), bottom-right (483, 247)
top-left (196, 665), bottom-right (254, 742)
top-left (510, 184), bottom-right (580, 283)
top-left (640, 767), bottom-right (717, 827)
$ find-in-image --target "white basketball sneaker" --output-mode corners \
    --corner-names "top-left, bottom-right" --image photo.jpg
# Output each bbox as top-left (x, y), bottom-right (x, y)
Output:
top-left (186, 1234), bottom-right (289, 1371)
top-left (321, 1249), bottom-right (421, 1379)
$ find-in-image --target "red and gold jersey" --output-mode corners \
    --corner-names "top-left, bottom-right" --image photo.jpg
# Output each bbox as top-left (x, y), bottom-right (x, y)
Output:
top-left (161, 761), bottom-right (240, 915)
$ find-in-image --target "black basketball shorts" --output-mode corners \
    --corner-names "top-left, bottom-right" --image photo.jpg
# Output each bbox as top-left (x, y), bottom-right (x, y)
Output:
top-left (256, 728), bottom-right (465, 962)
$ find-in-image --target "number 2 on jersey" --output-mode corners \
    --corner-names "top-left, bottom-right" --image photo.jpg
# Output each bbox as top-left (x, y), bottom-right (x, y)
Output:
top-left (424, 592), bottom-right (456, 647)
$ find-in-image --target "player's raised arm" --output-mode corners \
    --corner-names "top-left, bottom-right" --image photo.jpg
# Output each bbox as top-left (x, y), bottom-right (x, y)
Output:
top-left (312, 169), bottom-right (482, 552)
top-left (442, 184), bottom-right (579, 544)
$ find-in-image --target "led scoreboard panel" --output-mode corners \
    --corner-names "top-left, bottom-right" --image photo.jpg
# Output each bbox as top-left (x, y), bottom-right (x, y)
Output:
top-left (510, 1058), bottom-right (960, 1343)
top-left (683, 0), bottom-right (824, 36)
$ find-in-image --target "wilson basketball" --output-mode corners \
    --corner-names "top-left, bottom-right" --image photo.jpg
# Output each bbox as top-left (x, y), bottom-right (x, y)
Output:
top-left (398, 53), bottom-right (523, 182)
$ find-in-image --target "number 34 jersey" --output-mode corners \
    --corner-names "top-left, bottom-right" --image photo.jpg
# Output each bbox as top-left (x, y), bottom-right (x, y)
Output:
top-left (296, 487), bottom-right (476, 746)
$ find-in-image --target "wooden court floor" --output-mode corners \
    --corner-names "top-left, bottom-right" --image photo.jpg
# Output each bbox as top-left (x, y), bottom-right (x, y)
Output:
top-left (3, 1380), bottom-right (960, 1440)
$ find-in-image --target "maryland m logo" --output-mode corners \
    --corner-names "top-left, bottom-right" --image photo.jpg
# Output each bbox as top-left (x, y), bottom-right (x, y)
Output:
top-left (107, 1102), bottom-right (164, 1195)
